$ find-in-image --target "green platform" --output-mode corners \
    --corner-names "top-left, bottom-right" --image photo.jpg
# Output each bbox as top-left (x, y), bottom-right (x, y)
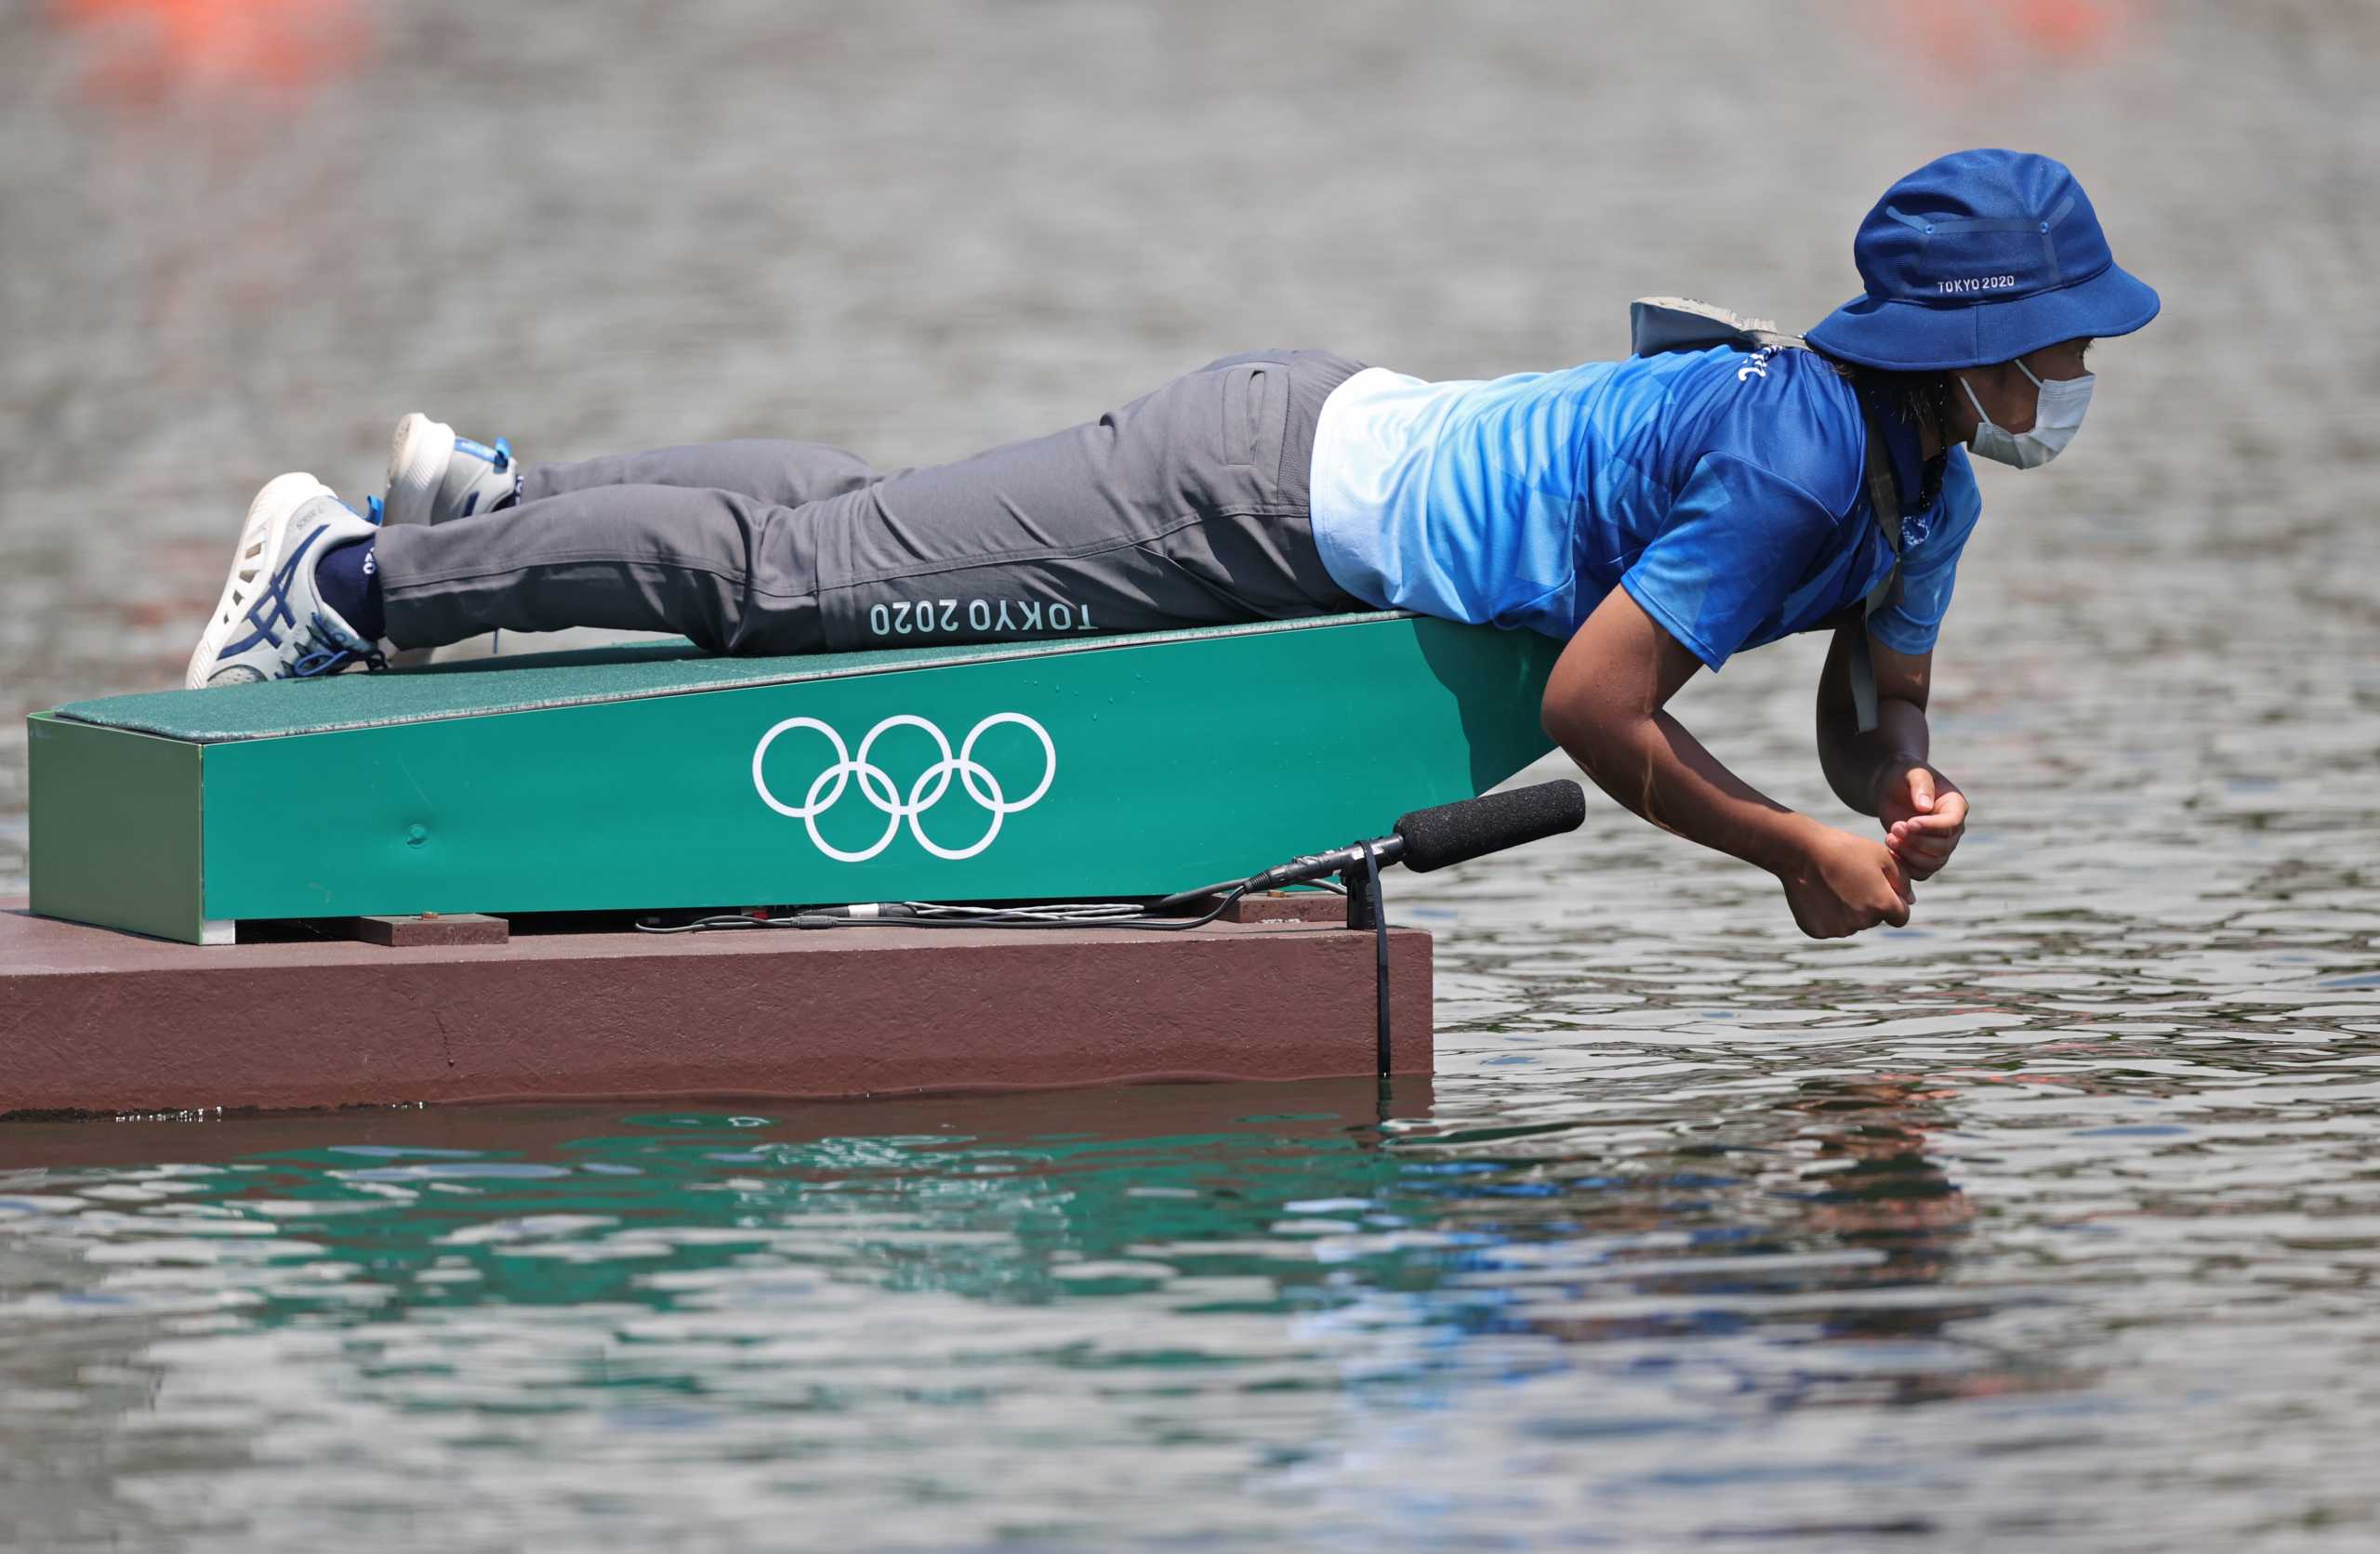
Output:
top-left (29, 612), bottom-right (1563, 943)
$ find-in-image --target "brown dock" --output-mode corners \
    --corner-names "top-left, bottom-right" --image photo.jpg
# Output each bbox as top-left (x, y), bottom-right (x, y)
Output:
top-left (0, 900), bottom-right (1431, 1119)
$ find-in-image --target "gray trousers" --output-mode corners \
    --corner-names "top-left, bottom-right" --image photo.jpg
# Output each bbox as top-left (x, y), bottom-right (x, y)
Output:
top-left (374, 350), bottom-right (1368, 656)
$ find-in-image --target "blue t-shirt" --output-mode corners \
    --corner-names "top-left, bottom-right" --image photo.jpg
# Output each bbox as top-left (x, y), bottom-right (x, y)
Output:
top-left (1305, 346), bottom-right (1982, 667)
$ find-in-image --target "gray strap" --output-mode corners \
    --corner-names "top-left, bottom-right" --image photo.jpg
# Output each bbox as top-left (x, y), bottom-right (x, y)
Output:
top-left (1848, 586), bottom-right (1901, 735)
top-left (1848, 630), bottom-right (1880, 735)
top-left (1848, 419), bottom-right (1905, 735)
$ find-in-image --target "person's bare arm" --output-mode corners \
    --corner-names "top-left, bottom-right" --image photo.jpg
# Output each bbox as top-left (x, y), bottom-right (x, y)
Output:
top-left (1813, 625), bottom-right (1969, 879)
top-left (1540, 587), bottom-right (1913, 939)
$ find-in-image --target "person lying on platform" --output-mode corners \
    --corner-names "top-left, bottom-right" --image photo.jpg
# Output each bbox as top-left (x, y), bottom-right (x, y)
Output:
top-left (186, 149), bottom-right (2157, 941)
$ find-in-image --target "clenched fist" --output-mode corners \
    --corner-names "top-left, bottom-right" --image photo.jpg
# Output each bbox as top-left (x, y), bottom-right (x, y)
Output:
top-left (1779, 825), bottom-right (1914, 940)
top-left (1877, 764), bottom-right (1969, 880)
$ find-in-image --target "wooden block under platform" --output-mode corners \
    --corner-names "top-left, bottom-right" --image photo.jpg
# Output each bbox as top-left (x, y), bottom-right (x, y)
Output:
top-left (351, 913), bottom-right (510, 947)
top-left (0, 901), bottom-right (1431, 1118)
top-left (1221, 891), bottom-right (1349, 925)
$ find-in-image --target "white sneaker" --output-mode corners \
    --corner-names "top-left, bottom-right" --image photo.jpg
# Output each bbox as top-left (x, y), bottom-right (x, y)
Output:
top-left (184, 474), bottom-right (390, 689)
top-left (385, 412), bottom-right (519, 527)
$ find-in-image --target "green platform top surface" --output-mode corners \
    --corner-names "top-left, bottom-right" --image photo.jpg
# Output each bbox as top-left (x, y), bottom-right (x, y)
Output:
top-left (53, 612), bottom-right (1431, 744)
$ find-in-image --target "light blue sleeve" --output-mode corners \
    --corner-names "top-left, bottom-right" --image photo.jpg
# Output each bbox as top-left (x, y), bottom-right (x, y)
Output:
top-left (1868, 450), bottom-right (1983, 656)
top-left (1619, 453), bottom-right (1840, 670)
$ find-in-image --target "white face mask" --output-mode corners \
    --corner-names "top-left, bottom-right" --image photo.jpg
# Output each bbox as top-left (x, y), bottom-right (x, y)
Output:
top-left (1961, 357), bottom-right (2094, 469)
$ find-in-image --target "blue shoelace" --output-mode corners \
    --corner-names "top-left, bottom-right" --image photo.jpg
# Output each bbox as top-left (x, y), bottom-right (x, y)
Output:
top-left (289, 612), bottom-right (389, 678)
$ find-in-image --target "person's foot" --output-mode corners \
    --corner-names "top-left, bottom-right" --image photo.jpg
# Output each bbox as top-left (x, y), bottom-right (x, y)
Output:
top-left (385, 412), bottom-right (518, 526)
top-left (184, 474), bottom-right (390, 689)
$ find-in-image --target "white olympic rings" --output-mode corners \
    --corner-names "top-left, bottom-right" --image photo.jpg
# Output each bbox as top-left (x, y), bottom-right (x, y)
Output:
top-left (750, 712), bottom-right (1057, 863)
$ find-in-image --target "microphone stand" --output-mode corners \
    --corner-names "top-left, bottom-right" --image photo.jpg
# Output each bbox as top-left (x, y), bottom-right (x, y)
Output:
top-left (1343, 841), bottom-right (1392, 1085)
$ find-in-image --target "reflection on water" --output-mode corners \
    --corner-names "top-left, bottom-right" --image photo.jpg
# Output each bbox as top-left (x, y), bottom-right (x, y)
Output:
top-left (8, 1009), bottom-right (2380, 1549)
top-left (0, 1083), bottom-right (2034, 1547)
top-left (4, 0), bottom-right (2379, 1546)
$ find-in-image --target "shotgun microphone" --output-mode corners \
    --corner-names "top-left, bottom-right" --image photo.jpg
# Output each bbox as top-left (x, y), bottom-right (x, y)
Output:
top-left (1231, 780), bottom-right (1587, 895)
top-left (1391, 779), bottom-right (1587, 873)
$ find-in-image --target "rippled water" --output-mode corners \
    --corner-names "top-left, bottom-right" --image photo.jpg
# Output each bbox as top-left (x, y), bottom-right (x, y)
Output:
top-left (6, 0), bottom-right (2380, 1547)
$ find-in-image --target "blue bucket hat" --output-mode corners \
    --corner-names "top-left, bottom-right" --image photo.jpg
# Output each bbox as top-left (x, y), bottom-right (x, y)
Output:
top-left (1806, 149), bottom-right (2160, 371)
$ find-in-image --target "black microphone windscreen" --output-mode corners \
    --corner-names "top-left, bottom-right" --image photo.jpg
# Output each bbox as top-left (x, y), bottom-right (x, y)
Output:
top-left (1391, 781), bottom-right (1586, 874)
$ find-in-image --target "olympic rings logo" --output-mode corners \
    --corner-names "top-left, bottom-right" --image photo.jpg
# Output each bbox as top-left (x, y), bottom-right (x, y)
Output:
top-left (750, 712), bottom-right (1057, 863)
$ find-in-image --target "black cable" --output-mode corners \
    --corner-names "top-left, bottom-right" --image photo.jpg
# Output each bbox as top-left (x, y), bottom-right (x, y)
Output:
top-left (1360, 838), bottom-right (1391, 1076)
top-left (635, 880), bottom-right (1259, 936)
top-left (1153, 875), bottom-right (1342, 914)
